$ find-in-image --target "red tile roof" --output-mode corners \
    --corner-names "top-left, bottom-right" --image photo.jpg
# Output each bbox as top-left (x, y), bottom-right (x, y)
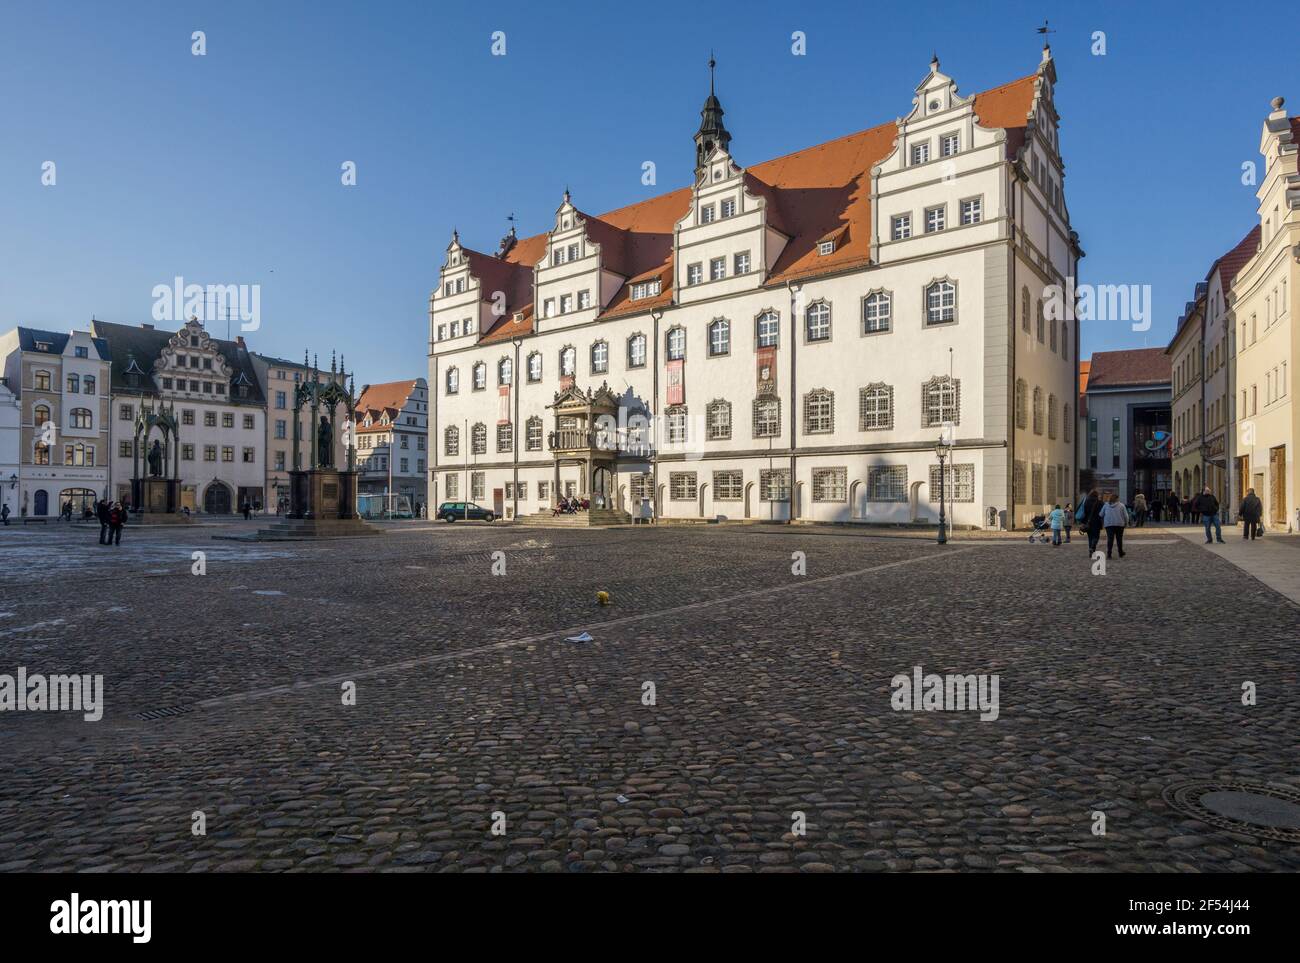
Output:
top-left (1214, 224), bottom-right (1261, 290)
top-left (1085, 348), bottom-right (1170, 390)
top-left (357, 379), bottom-right (419, 415)
top-left (469, 71), bottom-right (1041, 345)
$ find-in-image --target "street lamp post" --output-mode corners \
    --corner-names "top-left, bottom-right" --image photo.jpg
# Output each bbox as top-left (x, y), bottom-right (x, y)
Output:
top-left (935, 425), bottom-right (954, 545)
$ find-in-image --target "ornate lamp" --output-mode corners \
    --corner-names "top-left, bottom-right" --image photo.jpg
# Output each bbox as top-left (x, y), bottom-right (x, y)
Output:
top-left (934, 423), bottom-right (955, 544)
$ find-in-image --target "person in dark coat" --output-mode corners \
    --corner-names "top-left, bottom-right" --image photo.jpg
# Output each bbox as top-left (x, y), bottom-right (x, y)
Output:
top-left (108, 501), bottom-right (125, 546)
top-left (96, 498), bottom-right (111, 545)
top-left (1166, 492), bottom-right (1180, 523)
top-left (1239, 488), bottom-right (1263, 540)
top-left (1082, 489), bottom-right (1105, 554)
top-left (1194, 486), bottom-right (1223, 544)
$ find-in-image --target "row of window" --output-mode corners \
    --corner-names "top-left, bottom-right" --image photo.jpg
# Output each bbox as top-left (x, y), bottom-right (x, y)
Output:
top-left (1013, 381), bottom-right (1072, 442)
top-left (909, 131), bottom-right (963, 167)
top-left (1020, 287), bottom-right (1071, 360)
top-left (31, 442), bottom-right (97, 467)
top-left (890, 199), bottom-right (982, 240)
top-left (113, 441), bottom-right (256, 463)
top-left (663, 463), bottom-right (976, 503)
top-left (540, 289), bottom-right (593, 320)
top-left (32, 405), bottom-right (94, 429)
top-left (117, 405), bottom-right (257, 429)
top-left (685, 251), bottom-right (753, 286)
top-left (1011, 461), bottom-right (1073, 506)
top-left (697, 196), bottom-right (739, 225)
top-left (435, 317), bottom-right (479, 342)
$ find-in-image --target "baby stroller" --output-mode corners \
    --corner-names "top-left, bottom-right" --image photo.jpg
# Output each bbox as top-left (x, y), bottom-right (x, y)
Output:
top-left (1028, 513), bottom-right (1052, 543)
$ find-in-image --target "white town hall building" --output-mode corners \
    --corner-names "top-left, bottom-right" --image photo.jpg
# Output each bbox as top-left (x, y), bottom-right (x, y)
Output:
top-left (428, 49), bottom-right (1080, 527)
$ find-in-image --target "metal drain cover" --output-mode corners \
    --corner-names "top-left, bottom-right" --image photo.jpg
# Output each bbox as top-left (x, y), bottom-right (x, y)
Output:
top-left (1163, 780), bottom-right (1300, 842)
top-left (134, 705), bottom-right (194, 721)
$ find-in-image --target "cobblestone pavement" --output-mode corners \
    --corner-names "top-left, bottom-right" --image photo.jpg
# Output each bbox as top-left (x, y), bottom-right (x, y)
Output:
top-left (1, 520), bottom-right (1298, 873)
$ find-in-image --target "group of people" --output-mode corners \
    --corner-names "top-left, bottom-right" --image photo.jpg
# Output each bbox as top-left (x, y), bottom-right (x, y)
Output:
top-left (552, 495), bottom-right (587, 515)
top-left (1045, 484), bottom-right (1267, 556)
top-left (93, 498), bottom-right (128, 545)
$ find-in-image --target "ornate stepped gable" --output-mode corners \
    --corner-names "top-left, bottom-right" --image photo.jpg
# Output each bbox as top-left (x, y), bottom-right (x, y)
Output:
top-left (439, 60), bottom-right (1047, 347)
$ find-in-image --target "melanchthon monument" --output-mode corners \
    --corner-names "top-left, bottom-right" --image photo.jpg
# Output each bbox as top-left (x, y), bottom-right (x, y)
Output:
top-left (130, 402), bottom-right (187, 520)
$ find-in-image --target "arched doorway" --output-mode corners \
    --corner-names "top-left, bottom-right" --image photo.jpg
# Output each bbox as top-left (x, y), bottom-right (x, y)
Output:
top-left (849, 480), bottom-right (863, 520)
top-left (698, 481), bottom-right (709, 519)
top-left (792, 481), bottom-right (803, 520)
top-left (203, 481), bottom-right (233, 515)
top-left (908, 480), bottom-right (925, 522)
top-left (655, 483), bottom-right (664, 520)
top-left (743, 481), bottom-right (753, 519)
top-left (592, 465), bottom-right (613, 508)
top-left (33, 489), bottom-right (49, 516)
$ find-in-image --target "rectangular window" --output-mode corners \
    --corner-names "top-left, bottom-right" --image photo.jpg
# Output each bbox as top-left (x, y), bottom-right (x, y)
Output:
top-left (538, 481), bottom-right (549, 501)
top-left (204, 412), bottom-right (216, 427)
top-left (275, 451), bottom-right (285, 470)
top-left (629, 474), bottom-right (650, 500)
top-left (578, 290), bottom-right (591, 309)
top-left (275, 420), bottom-right (286, 439)
top-left (928, 463), bottom-right (975, 502)
top-left (911, 142), bottom-right (930, 165)
top-left (940, 133), bottom-right (959, 157)
top-left (543, 298), bottom-right (555, 318)
top-left (222, 446), bottom-right (234, 462)
top-left (243, 414), bottom-right (255, 429)
top-left (700, 205), bottom-right (715, 224)
top-left (471, 472), bottom-right (485, 500)
top-left (1111, 417), bottom-right (1121, 469)
top-left (868, 465), bottom-right (907, 502)
top-left (242, 447), bottom-right (256, 463)
top-left (687, 263), bottom-right (703, 286)
top-left (960, 198), bottom-right (982, 225)
top-left (760, 469), bottom-right (790, 502)
top-left (925, 206), bottom-right (946, 233)
top-left (670, 472), bottom-right (698, 500)
top-left (118, 441), bottom-right (133, 458)
top-left (713, 470), bottom-right (743, 500)
top-left (222, 413), bottom-right (234, 428)
top-left (665, 406), bottom-right (687, 443)
top-left (445, 474), bottom-right (458, 499)
top-left (891, 214), bottom-right (911, 240)
top-left (204, 445), bottom-right (217, 462)
top-left (710, 257), bottom-right (726, 281)
top-left (720, 198), bottom-right (736, 218)
top-left (183, 444), bottom-right (195, 461)
top-left (812, 467), bottom-right (847, 503)
top-left (560, 294), bottom-right (573, 314)
top-left (275, 391), bottom-right (286, 409)
top-left (119, 404), bottom-right (133, 421)
top-left (734, 251), bottom-right (750, 275)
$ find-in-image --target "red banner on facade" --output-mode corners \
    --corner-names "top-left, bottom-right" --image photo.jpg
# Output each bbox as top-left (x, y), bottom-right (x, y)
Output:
top-left (498, 384), bottom-right (510, 425)
top-left (666, 359), bottom-right (684, 406)
top-left (559, 374), bottom-right (574, 392)
top-left (756, 346), bottom-right (777, 395)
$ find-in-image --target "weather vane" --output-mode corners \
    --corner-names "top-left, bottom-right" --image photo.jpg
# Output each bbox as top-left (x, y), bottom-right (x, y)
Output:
top-left (1036, 19), bottom-right (1055, 41)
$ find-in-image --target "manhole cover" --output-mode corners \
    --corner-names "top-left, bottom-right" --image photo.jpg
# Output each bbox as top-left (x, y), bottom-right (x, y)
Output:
top-left (1163, 780), bottom-right (1300, 842)
top-left (134, 705), bottom-right (194, 721)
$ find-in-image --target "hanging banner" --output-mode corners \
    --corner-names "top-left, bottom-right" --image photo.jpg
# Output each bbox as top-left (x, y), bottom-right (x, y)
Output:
top-left (498, 384), bottom-right (511, 425)
top-left (756, 346), bottom-right (777, 396)
top-left (666, 359), bottom-right (685, 406)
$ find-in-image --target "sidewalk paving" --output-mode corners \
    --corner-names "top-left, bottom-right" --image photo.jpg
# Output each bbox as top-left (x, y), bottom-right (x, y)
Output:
top-left (1171, 524), bottom-right (1300, 607)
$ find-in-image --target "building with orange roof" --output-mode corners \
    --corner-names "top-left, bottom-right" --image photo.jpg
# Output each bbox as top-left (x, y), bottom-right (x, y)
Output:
top-left (1078, 348), bottom-right (1171, 504)
top-left (429, 49), bottom-right (1081, 527)
top-left (354, 378), bottom-right (428, 514)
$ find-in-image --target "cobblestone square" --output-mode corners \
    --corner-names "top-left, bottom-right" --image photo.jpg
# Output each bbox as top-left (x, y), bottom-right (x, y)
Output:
top-left (1, 522), bottom-right (1298, 872)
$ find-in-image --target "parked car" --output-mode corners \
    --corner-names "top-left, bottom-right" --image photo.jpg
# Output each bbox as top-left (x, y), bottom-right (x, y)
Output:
top-left (436, 501), bottom-right (495, 522)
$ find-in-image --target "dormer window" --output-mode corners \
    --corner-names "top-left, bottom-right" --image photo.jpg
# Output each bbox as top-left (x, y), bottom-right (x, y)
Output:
top-left (940, 133), bottom-right (959, 157)
top-left (911, 142), bottom-right (930, 165)
top-left (75, 346), bottom-right (89, 358)
top-left (720, 198), bottom-right (736, 218)
top-left (818, 240), bottom-right (835, 256)
top-left (700, 205), bottom-right (715, 224)
top-left (631, 279), bottom-right (661, 301)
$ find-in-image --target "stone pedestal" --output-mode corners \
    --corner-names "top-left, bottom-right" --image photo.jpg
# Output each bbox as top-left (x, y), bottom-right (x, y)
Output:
top-left (134, 478), bottom-right (181, 514)
top-left (289, 468), bottom-right (359, 520)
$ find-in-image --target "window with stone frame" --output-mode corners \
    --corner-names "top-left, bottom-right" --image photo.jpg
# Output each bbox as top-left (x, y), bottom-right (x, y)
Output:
top-left (1012, 461), bottom-right (1026, 503)
top-left (471, 422), bottom-right (487, 454)
top-left (922, 376), bottom-right (960, 426)
top-left (629, 473), bottom-right (651, 500)
top-left (859, 384), bottom-right (893, 431)
top-left (560, 346), bottom-right (576, 376)
top-left (862, 291), bottom-right (891, 333)
top-left (1046, 464), bottom-right (1056, 501)
top-left (445, 474), bottom-right (458, 499)
top-left (805, 301), bottom-right (831, 342)
top-left (713, 470), bottom-right (743, 500)
top-left (867, 465), bottom-right (907, 502)
top-left (812, 467), bottom-right (848, 503)
top-left (669, 472), bottom-right (697, 500)
top-left (471, 472), bottom-right (485, 501)
top-left (803, 389), bottom-right (834, 434)
top-left (527, 352), bottom-right (542, 382)
top-left (666, 326), bottom-right (686, 361)
top-left (498, 357), bottom-right (512, 386)
top-left (665, 405), bottom-right (688, 444)
top-left (759, 469), bottom-right (790, 502)
top-left (928, 463), bottom-right (975, 502)
top-left (706, 400), bottom-right (732, 440)
top-left (473, 363), bottom-right (486, 390)
top-left (1032, 386), bottom-right (1044, 435)
top-left (925, 279), bottom-right (956, 325)
top-left (525, 416), bottom-right (543, 451)
top-left (1050, 317), bottom-right (1058, 353)
top-left (1063, 404), bottom-right (1072, 443)
top-left (708, 318), bottom-right (730, 357)
top-left (627, 333), bottom-right (647, 368)
top-left (1031, 463), bottom-right (1043, 504)
top-left (1021, 286), bottom-right (1031, 333)
top-left (1015, 379), bottom-right (1028, 429)
top-left (756, 310), bottom-right (780, 348)
top-left (496, 422), bottom-right (513, 453)
top-left (590, 340), bottom-right (608, 374)
top-left (1048, 394), bottom-right (1058, 439)
top-left (444, 425), bottom-right (459, 456)
top-left (753, 398), bottom-right (781, 438)
top-left (1036, 300), bottom-right (1045, 342)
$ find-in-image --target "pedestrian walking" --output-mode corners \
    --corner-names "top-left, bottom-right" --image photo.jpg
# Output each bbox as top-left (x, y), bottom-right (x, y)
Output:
top-left (0, 503), bottom-right (9, 526)
top-left (1063, 502), bottom-right (1074, 543)
top-left (241, 499), bottom-right (252, 521)
top-left (1239, 488), bottom-right (1263, 541)
top-left (96, 498), bottom-right (111, 545)
top-left (1102, 493), bottom-right (1127, 559)
top-left (1166, 492), bottom-right (1180, 523)
top-left (108, 501), bottom-right (126, 546)
top-left (1083, 489), bottom-right (1105, 555)
top-left (1134, 492), bottom-right (1148, 527)
top-left (1195, 486), bottom-right (1224, 544)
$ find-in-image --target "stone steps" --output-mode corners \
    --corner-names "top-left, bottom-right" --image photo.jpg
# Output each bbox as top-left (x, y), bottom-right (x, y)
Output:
top-left (516, 508), bottom-right (632, 527)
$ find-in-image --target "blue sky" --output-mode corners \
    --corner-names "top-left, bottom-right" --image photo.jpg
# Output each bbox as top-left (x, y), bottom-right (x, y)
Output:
top-left (0, 0), bottom-right (1289, 383)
